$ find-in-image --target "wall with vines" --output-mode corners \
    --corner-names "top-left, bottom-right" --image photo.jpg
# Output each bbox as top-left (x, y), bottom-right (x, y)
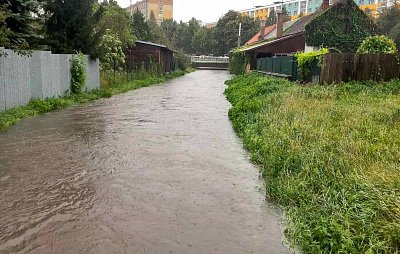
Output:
top-left (229, 51), bottom-right (250, 75)
top-left (305, 0), bottom-right (379, 53)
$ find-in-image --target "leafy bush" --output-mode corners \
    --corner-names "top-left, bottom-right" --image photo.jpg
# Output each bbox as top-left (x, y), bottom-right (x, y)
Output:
top-left (295, 48), bottom-right (328, 82)
top-left (225, 74), bottom-right (400, 253)
top-left (357, 35), bottom-right (398, 54)
top-left (176, 50), bottom-right (191, 71)
top-left (98, 29), bottom-right (126, 72)
top-left (229, 50), bottom-right (250, 75)
top-left (70, 53), bottom-right (87, 94)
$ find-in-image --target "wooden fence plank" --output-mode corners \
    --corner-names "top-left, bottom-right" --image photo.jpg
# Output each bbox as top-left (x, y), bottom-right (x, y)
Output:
top-left (320, 53), bottom-right (400, 84)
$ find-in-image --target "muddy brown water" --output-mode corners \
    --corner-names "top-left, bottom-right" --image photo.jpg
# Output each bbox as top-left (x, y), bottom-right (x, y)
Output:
top-left (0, 70), bottom-right (288, 253)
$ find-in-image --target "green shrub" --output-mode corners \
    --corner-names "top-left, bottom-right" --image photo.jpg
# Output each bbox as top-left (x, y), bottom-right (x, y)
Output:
top-left (70, 53), bottom-right (87, 94)
top-left (357, 35), bottom-right (398, 54)
top-left (295, 48), bottom-right (328, 82)
top-left (176, 50), bottom-right (191, 71)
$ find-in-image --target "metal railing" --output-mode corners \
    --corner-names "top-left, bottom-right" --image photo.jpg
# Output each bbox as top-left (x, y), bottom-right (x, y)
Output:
top-left (191, 56), bottom-right (229, 63)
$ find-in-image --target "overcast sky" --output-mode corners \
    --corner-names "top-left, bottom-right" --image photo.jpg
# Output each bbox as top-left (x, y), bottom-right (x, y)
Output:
top-left (117, 0), bottom-right (268, 23)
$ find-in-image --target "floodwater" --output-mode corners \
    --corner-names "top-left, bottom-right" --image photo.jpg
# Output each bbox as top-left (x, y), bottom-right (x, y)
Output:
top-left (0, 70), bottom-right (288, 253)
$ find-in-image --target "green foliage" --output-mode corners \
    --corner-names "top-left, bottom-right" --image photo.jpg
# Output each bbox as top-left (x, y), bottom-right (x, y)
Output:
top-left (377, 5), bottom-right (400, 35)
top-left (228, 51), bottom-right (250, 75)
top-left (98, 29), bottom-right (126, 71)
top-left (147, 10), bottom-right (162, 43)
top-left (295, 48), bottom-right (329, 82)
top-left (70, 53), bottom-right (87, 94)
top-left (377, 5), bottom-right (400, 51)
top-left (175, 50), bottom-right (191, 71)
top-left (96, 1), bottom-right (135, 47)
top-left (213, 10), bottom-right (259, 55)
top-left (192, 26), bottom-right (214, 55)
top-left (357, 35), bottom-right (398, 54)
top-left (0, 4), bottom-right (10, 56)
top-left (45, 0), bottom-right (100, 56)
top-left (0, 0), bottom-right (44, 52)
top-left (131, 9), bottom-right (151, 41)
top-left (305, 0), bottom-right (378, 53)
top-left (225, 74), bottom-right (400, 253)
top-left (265, 8), bottom-right (276, 26)
top-left (282, 7), bottom-right (291, 22)
top-left (0, 70), bottom-right (187, 132)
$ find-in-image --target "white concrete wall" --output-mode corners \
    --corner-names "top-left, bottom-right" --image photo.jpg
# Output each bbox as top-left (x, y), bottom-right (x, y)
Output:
top-left (0, 50), bottom-right (100, 111)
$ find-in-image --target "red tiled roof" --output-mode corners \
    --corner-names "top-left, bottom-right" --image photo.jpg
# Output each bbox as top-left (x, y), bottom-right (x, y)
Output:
top-left (246, 25), bottom-right (276, 45)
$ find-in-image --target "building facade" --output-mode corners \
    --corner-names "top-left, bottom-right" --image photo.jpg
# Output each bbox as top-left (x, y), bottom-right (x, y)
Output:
top-left (127, 0), bottom-right (173, 23)
top-left (239, 0), bottom-right (390, 20)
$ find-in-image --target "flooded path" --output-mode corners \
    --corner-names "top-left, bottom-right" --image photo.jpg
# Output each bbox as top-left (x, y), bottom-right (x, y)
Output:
top-left (0, 70), bottom-right (287, 253)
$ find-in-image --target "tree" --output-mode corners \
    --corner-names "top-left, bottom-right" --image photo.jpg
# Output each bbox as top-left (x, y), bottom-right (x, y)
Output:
top-left (173, 19), bottom-right (199, 53)
top-left (213, 10), bottom-right (258, 55)
top-left (160, 19), bottom-right (177, 47)
top-left (96, 0), bottom-right (135, 47)
top-left (147, 10), bottom-right (162, 43)
top-left (0, 4), bottom-right (10, 54)
top-left (377, 5), bottom-right (400, 50)
top-left (266, 8), bottom-right (277, 26)
top-left (389, 22), bottom-right (400, 51)
top-left (192, 27), bottom-right (214, 55)
top-left (131, 9), bottom-right (151, 41)
top-left (44, 0), bottom-right (100, 56)
top-left (282, 7), bottom-right (291, 22)
top-left (0, 0), bottom-right (44, 52)
top-left (377, 5), bottom-right (400, 34)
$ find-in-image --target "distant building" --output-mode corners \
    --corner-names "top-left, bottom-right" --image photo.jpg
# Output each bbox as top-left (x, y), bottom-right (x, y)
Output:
top-left (205, 22), bottom-right (217, 29)
top-left (239, 0), bottom-right (390, 21)
top-left (126, 0), bottom-right (173, 23)
top-left (126, 41), bottom-right (176, 73)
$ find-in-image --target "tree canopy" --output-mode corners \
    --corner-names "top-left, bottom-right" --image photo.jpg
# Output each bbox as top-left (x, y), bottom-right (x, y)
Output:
top-left (0, 0), bottom-right (44, 52)
top-left (44, 0), bottom-right (100, 56)
top-left (213, 10), bottom-right (258, 55)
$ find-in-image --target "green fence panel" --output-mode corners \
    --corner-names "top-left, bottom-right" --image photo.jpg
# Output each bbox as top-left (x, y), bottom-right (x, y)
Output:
top-left (257, 55), bottom-right (298, 80)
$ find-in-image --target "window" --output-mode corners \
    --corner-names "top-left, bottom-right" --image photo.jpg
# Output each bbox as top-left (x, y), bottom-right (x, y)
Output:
top-left (308, 7), bottom-right (312, 12)
top-left (294, 10), bottom-right (298, 15)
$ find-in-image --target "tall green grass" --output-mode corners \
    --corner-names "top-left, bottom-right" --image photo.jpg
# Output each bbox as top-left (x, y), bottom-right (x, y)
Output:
top-left (225, 74), bottom-right (400, 253)
top-left (0, 70), bottom-right (186, 132)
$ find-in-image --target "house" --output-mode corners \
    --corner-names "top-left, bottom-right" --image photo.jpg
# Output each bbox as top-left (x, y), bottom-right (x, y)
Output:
top-left (245, 20), bottom-right (297, 45)
top-left (126, 41), bottom-right (176, 73)
top-left (240, 0), bottom-right (378, 69)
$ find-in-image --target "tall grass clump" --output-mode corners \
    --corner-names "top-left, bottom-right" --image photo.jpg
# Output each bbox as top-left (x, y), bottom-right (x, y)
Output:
top-left (225, 74), bottom-right (400, 253)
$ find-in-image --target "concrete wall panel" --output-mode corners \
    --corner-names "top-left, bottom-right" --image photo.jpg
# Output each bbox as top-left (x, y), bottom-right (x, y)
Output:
top-left (0, 50), bottom-right (100, 111)
top-left (0, 50), bottom-right (6, 111)
top-left (85, 57), bottom-right (100, 91)
top-left (30, 51), bottom-right (43, 99)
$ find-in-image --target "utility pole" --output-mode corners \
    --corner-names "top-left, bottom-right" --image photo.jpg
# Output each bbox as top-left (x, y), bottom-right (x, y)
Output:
top-left (238, 22), bottom-right (242, 47)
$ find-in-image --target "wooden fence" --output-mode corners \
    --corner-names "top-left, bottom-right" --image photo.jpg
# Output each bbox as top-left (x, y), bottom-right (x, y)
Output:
top-left (320, 53), bottom-right (400, 84)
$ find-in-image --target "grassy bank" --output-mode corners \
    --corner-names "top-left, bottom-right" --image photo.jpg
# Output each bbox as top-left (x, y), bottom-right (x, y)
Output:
top-left (0, 70), bottom-right (186, 132)
top-left (225, 74), bottom-right (400, 253)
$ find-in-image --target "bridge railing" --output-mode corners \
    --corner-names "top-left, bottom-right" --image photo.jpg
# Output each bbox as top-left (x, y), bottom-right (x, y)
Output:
top-left (191, 56), bottom-right (229, 63)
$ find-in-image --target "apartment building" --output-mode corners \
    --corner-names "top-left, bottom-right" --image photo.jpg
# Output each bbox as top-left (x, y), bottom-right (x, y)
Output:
top-left (239, 0), bottom-right (390, 20)
top-left (126, 0), bottom-right (173, 23)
